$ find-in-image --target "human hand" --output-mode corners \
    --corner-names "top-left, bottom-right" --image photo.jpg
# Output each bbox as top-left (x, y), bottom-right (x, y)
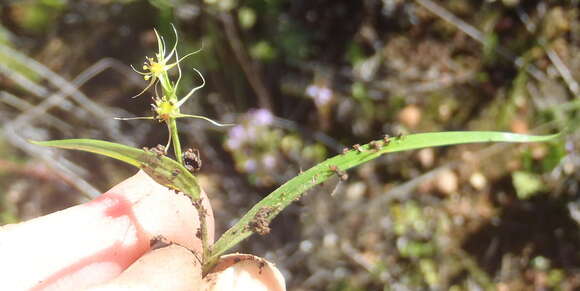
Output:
top-left (0, 171), bottom-right (285, 291)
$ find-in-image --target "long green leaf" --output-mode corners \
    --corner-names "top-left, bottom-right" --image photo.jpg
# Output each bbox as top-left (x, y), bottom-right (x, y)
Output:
top-left (208, 131), bottom-right (559, 262)
top-left (30, 139), bottom-right (202, 200)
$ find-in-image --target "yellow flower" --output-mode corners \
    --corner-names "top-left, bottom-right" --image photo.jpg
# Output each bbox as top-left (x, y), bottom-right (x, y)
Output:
top-left (117, 25), bottom-right (233, 153)
top-left (150, 94), bottom-right (231, 126)
top-left (118, 93), bottom-right (232, 152)
top-left (130, 24), bottom-right (200, 98)
top-left (118, 93), bottom-right (231, 126)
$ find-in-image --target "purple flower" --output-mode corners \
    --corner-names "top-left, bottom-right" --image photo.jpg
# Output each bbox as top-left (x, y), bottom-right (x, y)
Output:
top-left (225, 138), bottom-right (241, 150)
top-left (250, 108), bottom-right (274, 126)
top-left (245, 126), bottom-right (257, 140)
top-left (306, 85), bottom-right (319, 98)
top-left (244, 159), bottom-right (257, 172)
top-left (314, 87), bottom-right (333, 106)
top-left (262, 154), bottom-right (277, 170)
top-left (229, 125), bottom-right (246, 139)
top-left (306, 85), bottom-right (333, 106)
top-left (226, 125), bottom-right (246, 149)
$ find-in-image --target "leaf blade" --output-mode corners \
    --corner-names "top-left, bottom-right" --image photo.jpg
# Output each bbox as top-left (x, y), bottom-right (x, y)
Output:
top-left (208, 131), bottom-right (559, 262)
top-left (30, 139), bottom-right (202, 200)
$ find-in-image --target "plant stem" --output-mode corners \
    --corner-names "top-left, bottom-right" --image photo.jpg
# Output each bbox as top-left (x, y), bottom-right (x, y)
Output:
top-left (168, 118), bottom-right (183, 164)
top-left (157, 59), bottom-right (213, 271)
top-left (196, 202), bottom-right (212, 274)
top-left (167, 114), bottom-right (211, 271)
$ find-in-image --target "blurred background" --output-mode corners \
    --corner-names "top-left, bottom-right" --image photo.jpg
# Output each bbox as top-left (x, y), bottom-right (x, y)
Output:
top-left (0, 0), bottom-right (579, 289)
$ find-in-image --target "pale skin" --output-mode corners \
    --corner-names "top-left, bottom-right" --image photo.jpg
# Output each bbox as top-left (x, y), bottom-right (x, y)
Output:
top-left (0, 171), bottom-right (286, 291)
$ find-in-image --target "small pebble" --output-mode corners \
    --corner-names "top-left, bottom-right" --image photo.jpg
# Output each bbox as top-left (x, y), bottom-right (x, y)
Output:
top-left (469, 172), bottom-right (487, 190)
top-left (436, 169), bottom-right (458, 195)
top-left (398, 104), bottom-right (422, 128)
top-left (417, 148), bottom-right (435, 168)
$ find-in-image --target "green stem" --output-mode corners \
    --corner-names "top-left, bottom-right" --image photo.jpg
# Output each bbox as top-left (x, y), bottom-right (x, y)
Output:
top-left (168, 118), bottom-right (183, 165)
top-left (197, 203), bottom-right (212, 273)
top-left (157, 62), bottom-right (213, 270)
top-left (168, 113), bottom-right (211, 269)
top-left (160, 71), bottom-right (174, 98)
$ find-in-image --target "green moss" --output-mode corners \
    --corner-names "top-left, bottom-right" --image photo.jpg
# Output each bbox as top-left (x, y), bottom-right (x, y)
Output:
top-left (238, 7), bottom-right (257, 30)
top-left (250, 41), bottom-right (278, 62)
top-left (512, 171), bottom-right (544, 200)
top-left (11, 1), bottom-right (65, 34)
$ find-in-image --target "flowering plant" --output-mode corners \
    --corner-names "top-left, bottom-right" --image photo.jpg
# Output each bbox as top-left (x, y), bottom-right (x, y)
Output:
top-left (118, 24), bottom-right (231, 164)
top-left (31, 26), bottom-right (560, 274)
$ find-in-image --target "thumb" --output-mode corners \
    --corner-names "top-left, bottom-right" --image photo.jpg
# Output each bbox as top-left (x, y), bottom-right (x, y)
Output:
top-left (0, 170), bottom-right (213, 290)
top-left (87, 244), bottom-right (202, 291)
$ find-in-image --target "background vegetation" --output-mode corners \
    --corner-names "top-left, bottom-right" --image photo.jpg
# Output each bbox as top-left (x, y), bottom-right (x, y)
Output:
top-left (0, 0), bottom-right (578, 289)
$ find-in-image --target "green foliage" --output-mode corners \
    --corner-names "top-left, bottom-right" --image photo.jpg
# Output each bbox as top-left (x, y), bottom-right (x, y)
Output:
top-left (249, 41), bottom-right (277, 62)
top-left (483, 33), bottom-right (498, 63)
top-left (532, 256), bottom-right (551, 270)
top-left (275, 20), bottom-right (311, 60)
top-left (41, 0), bottom-right (68, 7)
top-left (512, 171), bottom-right (544, 200)
top-left (21, 20), bottom-right (564, 282)
top-left (351, 82), bottom-right (368, 101)
top-left (0, 39), bottom-right (42, 84)
top-left (224, 110), bottom-right (327, 186)
top-left (238, 7), bottom-right (257, 30)
top-left (419, 259), bottom-right (439, 287)
top-left (399, 241), bottom-right (435, 258)
top-left (209, 131), bottom-right (558, 264)
top-left (542, 141), bottom-right (567, 171)
top-left (330, 280), bottom-right (365, 291)
top-left (345, 42), bottom-right (366, 65)
top-left (10, 1), bottom-right (66, 33)
top-left (30, 139), bottom-right (202, 201)
top-left (392, 201), bottom-right (429, 236)
top-left (2, 1), bottom-right (577, 288)
top-left (204, 0), bottom-right (237, 11)
top-left (0, 209), bottom-right (18, 225)
top-left (548, 269), bottom-right (565, 287)
top-left (31, 131), bottom-right (559, 272)
top-left (0, 138), bottom-right (23, 225)
top-left (532, 256), bottom-right (566, 287)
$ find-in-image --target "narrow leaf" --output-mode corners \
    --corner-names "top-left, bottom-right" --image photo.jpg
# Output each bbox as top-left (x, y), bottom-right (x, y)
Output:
top-left (30, 139), bottom-right (202, 200)
top-left (208, 131), bottom-right (559, 262)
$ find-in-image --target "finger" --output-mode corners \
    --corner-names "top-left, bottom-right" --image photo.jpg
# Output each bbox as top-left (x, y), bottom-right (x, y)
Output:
top-left (0, 170), bottom-right (214, 291)
top-left (203, 254), bottom-right (286, 291)
top-left (87, 244), bottom-right (202, 291)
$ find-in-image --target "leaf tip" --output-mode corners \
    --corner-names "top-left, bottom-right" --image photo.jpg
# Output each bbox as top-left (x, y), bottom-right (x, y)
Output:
top-left (27, 139), bottom-right (42, 145)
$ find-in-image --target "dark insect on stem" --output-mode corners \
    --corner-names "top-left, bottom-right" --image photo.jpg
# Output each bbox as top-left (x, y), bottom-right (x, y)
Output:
top-left (140, 147), bottom-right (162, 171)
top-left (183, 148), bottom-right (202, 173)
top-left (149, 235), bottom-right (171, 250)
top-left (352, 144), bottom-right (364, 153)
top-left (369, 140), bottom-right (383, 151)
top-left (383, 134), bottom-right (391, 145)
top-left (249, 206), bottom-right (276, 235)
top-left (152, 144), bottom-right (166, 156)
top-left (329, 165), bottom-right (348, 181)
top-left (142, 145), bottom-right (166, 159)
